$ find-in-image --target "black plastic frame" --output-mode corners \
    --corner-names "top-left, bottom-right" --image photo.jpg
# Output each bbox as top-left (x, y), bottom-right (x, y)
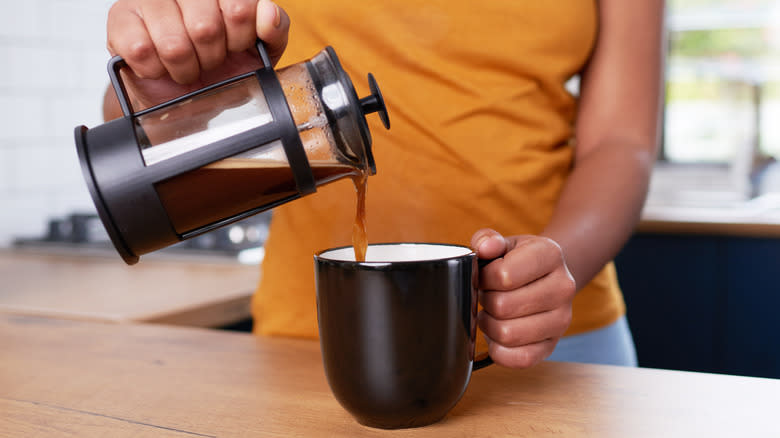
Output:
top-left (76, 40), bottom-right (315, 264)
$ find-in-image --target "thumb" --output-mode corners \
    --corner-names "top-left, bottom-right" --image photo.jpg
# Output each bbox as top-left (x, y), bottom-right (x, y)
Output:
top-left (256, 0), bottom-right (290, 66)
top-left (470, 228), bottom-right (509, 260)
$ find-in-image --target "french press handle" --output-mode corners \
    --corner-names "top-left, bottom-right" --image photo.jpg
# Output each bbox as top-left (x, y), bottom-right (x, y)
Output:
top-left (108, 39), bottom-right (273, 117)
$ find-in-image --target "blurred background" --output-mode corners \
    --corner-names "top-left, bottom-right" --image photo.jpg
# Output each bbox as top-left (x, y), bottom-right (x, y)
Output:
top-left (647, 0), bottom-right (780, 208)
top-left (1, 1), bottom-right (113, 246)
top-left (2, 0), bottom-right (780, 245)
top-left (1, 0), bottom-right (779, 377)
top-left (665, 0), bottom-right (780, 164)
top-left (0, 0), bottom-right (268, 257)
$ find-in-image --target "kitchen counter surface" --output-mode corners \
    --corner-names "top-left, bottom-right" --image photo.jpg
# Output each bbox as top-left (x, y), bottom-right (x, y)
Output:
top-left (639, 207), bottom-right (780, 237)
top-left (640, 164), bottom-right (780, 237)
top-left (0, 248), bottom-right (258, 327)
top-left (2, 313), bottom-right (778, 437)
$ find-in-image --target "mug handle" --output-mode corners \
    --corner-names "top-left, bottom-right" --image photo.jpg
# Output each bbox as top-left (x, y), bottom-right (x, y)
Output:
top-left (473, 258), bottom-right (496, 370)
top-left (107, 39), bottom-right (273, 117)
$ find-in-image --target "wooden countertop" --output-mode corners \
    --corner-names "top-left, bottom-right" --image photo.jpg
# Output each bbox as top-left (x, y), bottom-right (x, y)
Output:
top-left (0, 249), bottom-right (258, 327)
top-left (2, 313), bottom-right (778, 437)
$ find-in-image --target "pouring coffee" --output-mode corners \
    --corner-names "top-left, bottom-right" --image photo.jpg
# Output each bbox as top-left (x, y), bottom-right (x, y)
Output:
top-left (75, 40), bottom-right (389, 265)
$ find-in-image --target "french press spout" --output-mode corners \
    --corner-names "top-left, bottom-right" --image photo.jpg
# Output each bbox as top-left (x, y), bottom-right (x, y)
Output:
top-left (75, 40), bottom-right (390, 265)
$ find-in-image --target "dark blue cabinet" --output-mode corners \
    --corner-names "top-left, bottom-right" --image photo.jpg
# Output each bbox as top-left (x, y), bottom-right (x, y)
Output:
top-left (615, 234), bottom-right (780, 379)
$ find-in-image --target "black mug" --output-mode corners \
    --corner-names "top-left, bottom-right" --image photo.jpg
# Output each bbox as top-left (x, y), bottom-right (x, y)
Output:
top-left (314, 243), bottom-right (493, 429)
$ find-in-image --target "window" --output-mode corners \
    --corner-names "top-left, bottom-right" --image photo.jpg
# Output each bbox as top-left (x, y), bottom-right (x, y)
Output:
top-left (663, 0), bottom-right (780, 164)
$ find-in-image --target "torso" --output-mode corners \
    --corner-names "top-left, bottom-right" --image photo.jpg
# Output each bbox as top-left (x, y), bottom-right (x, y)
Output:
top-left (254, 1), bottom-right (624, 339)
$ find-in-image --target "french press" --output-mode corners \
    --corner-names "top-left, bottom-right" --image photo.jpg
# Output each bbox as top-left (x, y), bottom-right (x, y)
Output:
top-left (75, 40), bottom-right (389, 265)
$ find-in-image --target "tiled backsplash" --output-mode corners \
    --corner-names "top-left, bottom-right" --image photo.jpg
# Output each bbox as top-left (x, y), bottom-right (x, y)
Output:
top-left (0, 1), bottom-right (115, 246)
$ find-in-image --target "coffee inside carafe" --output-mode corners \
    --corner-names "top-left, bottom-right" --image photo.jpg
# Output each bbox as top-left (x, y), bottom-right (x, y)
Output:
top-left (151, 62), bottom-right (360, 234)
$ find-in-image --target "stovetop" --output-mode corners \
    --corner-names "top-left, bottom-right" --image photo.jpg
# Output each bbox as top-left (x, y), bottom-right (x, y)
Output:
top-left (13, 211), bottom-right (271, 264)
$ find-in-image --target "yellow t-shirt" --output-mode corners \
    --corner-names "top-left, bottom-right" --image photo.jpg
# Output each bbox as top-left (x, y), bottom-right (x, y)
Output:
top-left (253, 0), bottom-right (625, 343)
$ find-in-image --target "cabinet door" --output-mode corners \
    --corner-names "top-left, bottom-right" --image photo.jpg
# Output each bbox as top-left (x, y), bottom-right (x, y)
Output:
top-left (723, 238), bottom-right (780, 379)
top-left (615, 235), bottom-right (727, 374)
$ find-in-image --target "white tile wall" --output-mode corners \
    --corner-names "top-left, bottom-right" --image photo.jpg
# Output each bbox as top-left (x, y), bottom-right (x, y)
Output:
top-left (0, 1), bottom-right (115, 246)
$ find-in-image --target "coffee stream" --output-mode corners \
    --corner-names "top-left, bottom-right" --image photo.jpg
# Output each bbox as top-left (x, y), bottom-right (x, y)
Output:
top-left (351, 173), bottom-right (368, 262)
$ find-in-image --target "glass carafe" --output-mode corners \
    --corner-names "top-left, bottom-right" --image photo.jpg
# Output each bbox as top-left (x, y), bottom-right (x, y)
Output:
top-left (74, 41), bottom-right (389, 264)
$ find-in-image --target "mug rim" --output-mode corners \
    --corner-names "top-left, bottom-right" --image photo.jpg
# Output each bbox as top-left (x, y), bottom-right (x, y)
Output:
top-left (314, 242), bottom-right (475, 266)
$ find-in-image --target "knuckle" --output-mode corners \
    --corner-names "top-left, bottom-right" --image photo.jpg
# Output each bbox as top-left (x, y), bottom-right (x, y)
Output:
top-left (156, 37), bottom-right (193, 64)
top-left (558, 272), bottom-right (576, 298)
top-left (487, 294), bottom-right (507, 318)
top-left (222, 0), bottom-right (255, 24)
top-left (499, 268), bottom-right (513, 290)
top-left (121, 41), bottom-right (156, 70)
top-left (538, 236), bottom-right (565, 266)
top-left (124, 40), bottom-right (156, 63)
top-left (541, 236), bottom-right (562, 253)
top-left (554, 306), bottom-right (573, 333)
top-left (189, 19), bottom-right (223, 44)
top-left (565, 278), bottom-right (576, 297)
top-left (495, 323), bottom-right (514, 345)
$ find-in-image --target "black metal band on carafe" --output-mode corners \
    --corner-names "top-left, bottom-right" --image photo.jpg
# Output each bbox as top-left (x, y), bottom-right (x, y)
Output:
top-left (254, 65), bottom-right (316, 201)
top-left (74, 40), bottom-right (315, 264)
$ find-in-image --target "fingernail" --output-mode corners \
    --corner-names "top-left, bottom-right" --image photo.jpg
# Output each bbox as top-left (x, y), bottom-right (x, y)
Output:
top-left (475, 235), bottom-right (489, 251)
top-left (260, 0), bottom-right (281, 28)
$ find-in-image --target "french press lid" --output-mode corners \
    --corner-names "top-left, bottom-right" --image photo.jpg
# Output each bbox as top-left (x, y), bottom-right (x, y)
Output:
top-left (306, 47), bottom-right (390, 174)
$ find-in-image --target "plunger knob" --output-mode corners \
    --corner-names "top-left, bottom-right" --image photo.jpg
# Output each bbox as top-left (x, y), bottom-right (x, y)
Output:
top-left (359, 73), bottom-right (390, 130)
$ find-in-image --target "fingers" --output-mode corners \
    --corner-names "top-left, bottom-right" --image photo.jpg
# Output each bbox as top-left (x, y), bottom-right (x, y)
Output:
top-left (486, 336), bottom-right (559, 369)
top-left (479, 305), bottom-right (572, 348)
top-left (256, 0), bottom-right (290, 65)
top-left (480, 272), bottom-right (571, 370)
top-left (480, 267), bottom-right (576, 320)
top-left (107, 0), bottom-right (290, 85)
top-left (107, 2), bottom-right (167, 79)
top-left (481, 236), bottom-right (567, 291)
top-left (480, 307), bottom-right (568, 368)
top-left (218, 0), bottom-right (259, 53)
top-left (471, 232), bottom-right (577, 369)
top-left (143, 0), bottom-right (202, 84)
top-left (178, 0), bottom-right (227, 72)
top-left (471, 228), bottom-right (509, 261)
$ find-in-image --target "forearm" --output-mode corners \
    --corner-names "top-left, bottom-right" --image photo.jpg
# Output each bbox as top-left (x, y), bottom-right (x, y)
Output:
top-left (541, 139), bottom-right (656, 289)
top-left (541, 0), bottom-right (664, 289)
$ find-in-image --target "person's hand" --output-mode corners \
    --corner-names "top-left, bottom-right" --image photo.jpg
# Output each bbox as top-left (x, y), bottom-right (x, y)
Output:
top-left (471, 229), bottom-right (577, 368)
top-left (105, 0), bottom-right (290, 112)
